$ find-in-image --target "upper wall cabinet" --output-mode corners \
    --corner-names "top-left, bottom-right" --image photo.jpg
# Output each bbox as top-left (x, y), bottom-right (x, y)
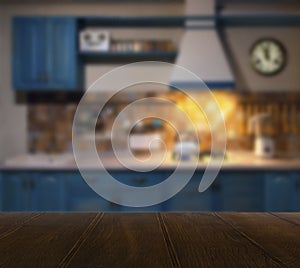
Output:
top-left (13, 17), bottom-right (80, 91)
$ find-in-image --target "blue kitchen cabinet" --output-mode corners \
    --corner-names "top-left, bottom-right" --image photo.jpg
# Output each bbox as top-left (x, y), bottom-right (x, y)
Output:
top-left (0, 173), bottom-right (3, 210)
top-left (46, 18), bottom-right (79, 89)
top-left (1, 172), bottom-right (66, 212)
top-left (13, 18), bottom-right (46, 89)
top-left (34, 173), bottom-right (66, 211)
top-left (2, 172), bottom-right (36, 211)
top-left (65, 171), bottom-right (172, 212)
top-left (220, 172), bottom-right (264, 211)
top-left (2, 170), bottom-right (298, 212)
top-left (167, 171), bottom-right (216, 211)
top-left (265, 173), bottom-right (297, 212)
top-left (65, 172), bottom-right (122, 212)
top-left (293, 173), bottom-right (300, 211)
top-left (111, 171), bottom-right (170, 211)
top-left (13, 17), bottom-right (79, 90)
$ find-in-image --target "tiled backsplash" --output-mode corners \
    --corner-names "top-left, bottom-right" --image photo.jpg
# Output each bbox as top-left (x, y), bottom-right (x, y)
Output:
top-left (237, 92), bottom-right (300, 156)
top-left (27, 92), bottom-right (300, 155)
top-left (28, 104), bottom-right (76, 153)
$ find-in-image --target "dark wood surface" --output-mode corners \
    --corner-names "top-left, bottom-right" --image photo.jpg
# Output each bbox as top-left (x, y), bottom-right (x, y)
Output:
top-left (0, 213), bottom-right (300, 267)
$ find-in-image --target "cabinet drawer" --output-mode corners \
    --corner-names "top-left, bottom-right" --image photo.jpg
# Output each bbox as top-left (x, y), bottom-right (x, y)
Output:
top-left (221, 174), bottom-right (264, 212)
top-left (66, 172), bottom-right (122, 212)
top-left (2, 172), bottom-right (37, 211)
top-left (264, 173), bottom-right (297, 212)
top-left (110, 171), bottom-right (169, 186)
top-left (168, 173), bottom-right (213, 211)
top-left (294, 174), bottom-right (300, 211)
top-left (35, 173), bottom-right (66, 211)
top-left (67, 173), bottom-right (97, 197)
top-left (110, 171), bottom-right (169, 211)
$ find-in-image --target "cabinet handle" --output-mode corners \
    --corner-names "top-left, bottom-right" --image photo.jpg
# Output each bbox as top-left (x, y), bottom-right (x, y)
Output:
top-left (29, 179), bottom-right (35, 190)
top-left (22, 179), bottom-right (28, 190)
top-left (296, 181), bottom-right (300, 190)
top-left (109, 201), bottom-right (118, 207)
top-left (211, 181), bottom-right (221, 192)
top-left (132, 177), bottom-right (147, 185)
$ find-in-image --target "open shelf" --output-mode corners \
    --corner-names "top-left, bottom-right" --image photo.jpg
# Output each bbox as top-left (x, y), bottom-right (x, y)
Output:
top-left (78, 50), bottom-right (178, 63)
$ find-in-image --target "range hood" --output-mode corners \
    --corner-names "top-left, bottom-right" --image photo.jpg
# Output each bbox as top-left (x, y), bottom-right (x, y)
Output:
top-left (170, 0), bottom-right (235, 89)
top-left (170, 29), bottom-right (235, 89)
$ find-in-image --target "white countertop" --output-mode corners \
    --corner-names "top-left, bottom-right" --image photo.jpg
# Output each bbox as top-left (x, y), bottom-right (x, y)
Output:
top-left (1, 151), bottom-right (300, 171)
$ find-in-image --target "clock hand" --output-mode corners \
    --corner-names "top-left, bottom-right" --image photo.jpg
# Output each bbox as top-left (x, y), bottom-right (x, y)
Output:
top-left (264, 46), bottom-right (270, 61)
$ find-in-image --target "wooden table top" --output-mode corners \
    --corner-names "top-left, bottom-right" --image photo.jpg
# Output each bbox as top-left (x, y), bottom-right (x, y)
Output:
top-left (0, 213), bottom-right (300, 267)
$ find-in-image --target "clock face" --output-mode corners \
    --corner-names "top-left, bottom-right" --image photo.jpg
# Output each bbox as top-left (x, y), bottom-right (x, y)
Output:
top-left (250, 39), bottom-right (286, 76)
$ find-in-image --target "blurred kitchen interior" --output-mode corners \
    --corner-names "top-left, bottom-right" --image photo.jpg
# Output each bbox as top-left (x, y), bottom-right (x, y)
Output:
top-left (1, 0), bottom-right (300, 212)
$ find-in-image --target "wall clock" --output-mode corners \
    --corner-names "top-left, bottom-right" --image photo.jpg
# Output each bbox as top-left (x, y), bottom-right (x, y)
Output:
top-left (250, 38), bottom-right (286, 76)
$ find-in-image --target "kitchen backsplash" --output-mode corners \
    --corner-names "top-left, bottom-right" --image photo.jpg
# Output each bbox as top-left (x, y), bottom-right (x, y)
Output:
top-left (27, 91), bottom-right (300, 155)
top-left (28, 104), bottom-right (76, 153)
top-left (237, 92), bottom-right (300, 157)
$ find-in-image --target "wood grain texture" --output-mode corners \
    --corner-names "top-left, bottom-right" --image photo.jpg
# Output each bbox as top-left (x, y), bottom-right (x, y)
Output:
top-left (0, 213), bottom-right (100, 268)
top-left (66, 213), bottom-right (174, 268)
top-left (273, 212), bottom-right (300, 226)
top-left (217, 212), bottom-right (300, 268)
top-left (0, 213), bottom-right (41, 239)
top-left (161, 213), bottom-right (282, 268)
top-left (1, 213), bottom-right (300, 267)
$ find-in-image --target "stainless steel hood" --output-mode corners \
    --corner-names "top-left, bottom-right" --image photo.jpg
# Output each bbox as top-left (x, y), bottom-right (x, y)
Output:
top-left (170, 0), bottom-right (235, 89)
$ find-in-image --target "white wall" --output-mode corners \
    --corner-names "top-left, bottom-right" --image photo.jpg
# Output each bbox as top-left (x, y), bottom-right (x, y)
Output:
top-left (1, 3), bottom-right (183, 16)
top-left (0, 6), bottom-right (27, 161)
top-left (224, 27), bottom-right (300, 92)
top-left (0, 7), bottom-right (4, 161)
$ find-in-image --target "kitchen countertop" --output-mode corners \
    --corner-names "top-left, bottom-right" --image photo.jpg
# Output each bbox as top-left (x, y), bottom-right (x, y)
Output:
top-left (1, 151), bottom-right (300, 171)
top-left (0, 212), bottom-right (299, 267)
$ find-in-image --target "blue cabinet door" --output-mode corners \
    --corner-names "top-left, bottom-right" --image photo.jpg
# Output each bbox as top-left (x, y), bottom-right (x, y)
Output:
top-left (2, 172), bottom-right (36, 211)
top-left (33, 173), bottom-right (66, 211)
top-left (13, 17), bottom-right (79, 90)
top-left (111, 171), bottom-right (169, 212)
top-left (1, 172), bottom-right (66, 212)
top-left (0, 172), bottom-right (2, 210)
top-left (66, 172), bottom-right (122, 212)
top-left (65, 171), bottom-right (172, 212)
top-left (46, 18), bottom-right (78, 90)
top-left (265, 173), bottom-right (297, 212)
top-left (167, 172), bottom-right (214, 211)
top-left (220, 172), bottom-right (264, 212)
top-left (293, 173), bottom-right (300, 211)
top-left (13, 18), bottom-right (47, 89)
